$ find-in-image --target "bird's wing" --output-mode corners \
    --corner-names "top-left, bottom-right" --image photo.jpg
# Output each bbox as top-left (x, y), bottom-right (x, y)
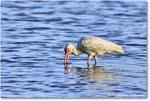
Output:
top-left (81, 36), bottom-right (123, 55)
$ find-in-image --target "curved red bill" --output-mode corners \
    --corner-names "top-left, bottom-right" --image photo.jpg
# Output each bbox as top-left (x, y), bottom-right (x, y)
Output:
top-left (64, 48), bottom-right (71, 64)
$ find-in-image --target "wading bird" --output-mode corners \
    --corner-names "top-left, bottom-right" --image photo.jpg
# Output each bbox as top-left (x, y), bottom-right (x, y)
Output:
top-left (64, 36), bottom-right (124, 65)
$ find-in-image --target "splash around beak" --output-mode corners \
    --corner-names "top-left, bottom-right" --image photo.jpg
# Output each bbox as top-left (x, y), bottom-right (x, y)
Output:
top-left (64, 48), bottom-right (71, 64)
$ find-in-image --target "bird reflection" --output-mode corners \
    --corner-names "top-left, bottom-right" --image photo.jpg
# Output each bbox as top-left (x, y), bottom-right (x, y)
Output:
top-left (64, 64), bottom-right (122, 97)
top-left (64, 64), bottom-right (122, 83)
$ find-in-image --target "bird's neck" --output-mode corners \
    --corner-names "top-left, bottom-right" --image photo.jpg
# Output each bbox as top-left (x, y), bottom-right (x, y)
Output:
top-left (72, 46), bottom-right (82, 56)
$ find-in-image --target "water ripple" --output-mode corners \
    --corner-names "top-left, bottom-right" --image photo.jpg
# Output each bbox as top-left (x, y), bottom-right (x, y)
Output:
top-left (1, 0), bottom-right (146, 98)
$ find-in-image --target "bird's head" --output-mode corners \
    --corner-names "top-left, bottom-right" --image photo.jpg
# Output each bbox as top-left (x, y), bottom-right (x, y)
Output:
top-left (64, 43), bottom-right (74, 64)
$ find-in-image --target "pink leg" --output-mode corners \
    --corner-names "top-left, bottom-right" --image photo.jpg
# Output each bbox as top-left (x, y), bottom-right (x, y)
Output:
top-left (87, 56), bottom-right (92, 65)
top-left (94, 56), bottom-right (97, 65)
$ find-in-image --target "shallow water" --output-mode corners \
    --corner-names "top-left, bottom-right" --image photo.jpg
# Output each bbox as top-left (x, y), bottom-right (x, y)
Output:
top-left (1, 0), bottom-right (147, 98)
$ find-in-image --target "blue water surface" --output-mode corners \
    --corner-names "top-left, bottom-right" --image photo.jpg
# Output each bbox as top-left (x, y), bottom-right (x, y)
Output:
top-left (1, 0), bottom-right (147, 98)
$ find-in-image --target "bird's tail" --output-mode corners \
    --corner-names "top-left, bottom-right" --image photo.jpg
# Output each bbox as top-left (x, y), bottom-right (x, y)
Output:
top-left (116, 46), bottom-right (124, 53)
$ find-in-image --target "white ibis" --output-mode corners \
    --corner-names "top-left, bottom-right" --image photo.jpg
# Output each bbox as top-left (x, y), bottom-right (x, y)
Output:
top-left (64, 36), bottom-right (124, 64)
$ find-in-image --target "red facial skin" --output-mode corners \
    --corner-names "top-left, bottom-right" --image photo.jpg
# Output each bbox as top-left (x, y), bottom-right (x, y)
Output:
top-left (64, 48), bottom-right (71, 64)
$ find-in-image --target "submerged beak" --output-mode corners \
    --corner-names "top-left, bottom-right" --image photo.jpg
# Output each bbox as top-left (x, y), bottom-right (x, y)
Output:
top-left (64, 48), bottom-right (71, 64)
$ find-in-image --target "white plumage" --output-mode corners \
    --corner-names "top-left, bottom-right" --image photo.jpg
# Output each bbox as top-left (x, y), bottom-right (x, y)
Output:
top-left (64, 36), bottom-right (124, 64)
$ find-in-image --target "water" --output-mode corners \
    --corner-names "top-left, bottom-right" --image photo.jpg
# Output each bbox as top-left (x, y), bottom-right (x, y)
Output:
top-left (1, 0), bottom-right (147, 98)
